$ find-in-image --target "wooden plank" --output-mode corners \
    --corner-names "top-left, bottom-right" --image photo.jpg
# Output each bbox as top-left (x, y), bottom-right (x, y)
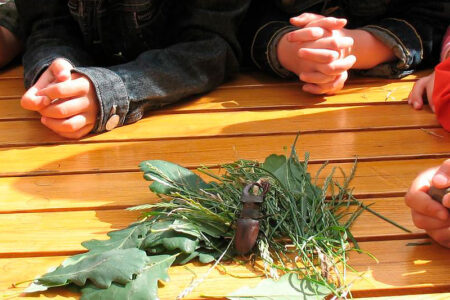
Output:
top-left (0, 78), bottom-right (24, 98)
top-left (0, 198), bottom-right (421, 255)
top-left (0, 98), bottom-right (38, 120)
top-left (0, 158), bottom-right (446, 213)
top-left (1, 239), bottom-right (449, 299)
top-left (0, 129), bottom-right (448, 177)
top-left (0, 65), bottom-right (23, 79)
top-left (0, 76), bottom-right (416, 118)
top-left (0, 104), bottom-right (439, 145)
top-left (167, 81), bottom-right (414, 113)
top-left (220, 70), bottom-right (430, 89)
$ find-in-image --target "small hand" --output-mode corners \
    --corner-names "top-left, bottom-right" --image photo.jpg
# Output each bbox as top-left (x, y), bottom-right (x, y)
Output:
top-left (21, 58), bottom-right (73, 111)
top-left (405, 160), bottom-right (450, 247)
top-left (37, 72), bottom-right (99, 139)
top-left (287, 13), bottom-right (356, 94)
top-left (408, 72), bottom-right (436, 111)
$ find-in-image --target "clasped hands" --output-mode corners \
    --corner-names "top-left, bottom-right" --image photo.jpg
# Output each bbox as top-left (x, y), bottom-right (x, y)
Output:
top-left (21, 58), bottom-right (99, 139)
top-left (278, 13), bottom-right (356, 94)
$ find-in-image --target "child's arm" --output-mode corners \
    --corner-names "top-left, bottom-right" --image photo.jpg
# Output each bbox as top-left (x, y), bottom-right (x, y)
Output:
top-left (18, 0), bottom-right (251, 138)
top-left (405, 160), bottom-right (450, 248)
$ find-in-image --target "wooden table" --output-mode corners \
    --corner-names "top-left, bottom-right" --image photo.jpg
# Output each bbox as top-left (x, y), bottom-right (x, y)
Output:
top-left (1, 65), bottom-right (449, 299)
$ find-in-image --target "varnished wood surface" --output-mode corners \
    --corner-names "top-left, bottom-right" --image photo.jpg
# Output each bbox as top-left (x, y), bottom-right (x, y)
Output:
top-left (1, 65), bottom-right (449, 299)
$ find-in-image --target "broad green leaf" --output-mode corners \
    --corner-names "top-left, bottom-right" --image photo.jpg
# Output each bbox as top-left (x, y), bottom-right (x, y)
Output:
top-left (38, 248), bottom-right (149, 289)
top-left (139, 160), bottom-right (211, 195)
top-left (82, 223), bottom-right (148, 252)
top-left (142, 230), bottom-right (199, 253)
top-left (175, 249), bottom-right (217, 264)
top-left (227, 273), bottom-right (331, 300)
top-left (81, 254), bottom-right (177, 300)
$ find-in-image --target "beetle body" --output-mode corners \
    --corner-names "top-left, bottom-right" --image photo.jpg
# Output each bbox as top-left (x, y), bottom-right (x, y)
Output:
top-left (234, 182), bottom-right (269, 255)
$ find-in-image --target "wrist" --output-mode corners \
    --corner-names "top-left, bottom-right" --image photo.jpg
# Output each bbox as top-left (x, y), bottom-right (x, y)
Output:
top-left (338, 28), bottom-right (395, 69)
top-left (276, 33), bottom-right (300, 75)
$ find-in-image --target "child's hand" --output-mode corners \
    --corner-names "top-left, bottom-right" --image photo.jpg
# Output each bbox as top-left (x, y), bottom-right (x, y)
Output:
top-left (280, 13), bottom-right (356, 94)
top-left (408, 72), bottom-right (436, 111)
top-left (21, 58), bottom-right (73, 111)
top-left (36, 72), bottom-right (99, 139)
top-left (405, 160), bottom-right (450, 248)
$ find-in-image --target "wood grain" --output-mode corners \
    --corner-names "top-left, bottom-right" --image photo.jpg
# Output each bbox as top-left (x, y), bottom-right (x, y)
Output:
top-left (0, 158), bottom-right (446, 213)
top-left (0, 104), bottom-right (439, 145)
top-left (0, 129), bottom-right (448, 177)
top-left (1, 239), bottom-right (449, 299)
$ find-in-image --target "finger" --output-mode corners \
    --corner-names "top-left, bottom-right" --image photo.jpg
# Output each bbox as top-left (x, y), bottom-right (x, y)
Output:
top-left (316, 55), bottom-right (356, 75)
top-left (37, 77), bottom-right (90, 100)
top-left (21, 87), bottom-right (51, 111)
top-left (39, 97), bottom-right (91, 119)
top-left (290, 13), bottom-right (325, 27)
top-left (298, 48), bottom-right (340, 63)
top-left (56, 124), bottom-right (94, 140)
top-left (408, 77), bottom-right (427, 109)
top-left (302, 71), bottom-right (348, 94)
top-left (287, 27), bottom-right (326, 42)
top-left (432, 159), bottom-right (450, 188)
top-left (409, 167), bottom-right (438, 193)
top-left (303, 36), bottom-right (354, 51)
top-left (49, 58), bottom-right (73, 82)
top-left (427, 227), bottom-right (450, 248)
top-left (303, 17), bottom-right (347, 31)
top-left (41, 113), bottom-right (95, 133)
top-left (411, 210), bottom-right (450, 230)
top-left (299, 71), bottom-right (337, 84)
top-left (405, 190), bottom-right (449, 221)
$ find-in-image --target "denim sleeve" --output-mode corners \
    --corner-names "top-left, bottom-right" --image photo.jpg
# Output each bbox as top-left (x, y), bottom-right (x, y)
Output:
top-left (0, 1), bottom-right (21, 39)
top-left (359, 2), bottom-right (450, 78)
top-left (15, 0), bottom-right (93, 88)
top-left (74, 0), bottom-right (251, 133)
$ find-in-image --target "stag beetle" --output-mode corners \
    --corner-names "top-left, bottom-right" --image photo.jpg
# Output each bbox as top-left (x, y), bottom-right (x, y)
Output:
top-left (234, 181), bottom-right (270, 255)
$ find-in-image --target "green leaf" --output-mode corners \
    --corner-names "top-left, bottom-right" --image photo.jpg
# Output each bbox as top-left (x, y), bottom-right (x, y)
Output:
top-left (139, 160), bottom-right (211, 195)
top-left (82, 223), bottom-right (148, 252)
top-left (227, 273), bottom-right (331, 300)
top-left (81, 254), bottom-right (177, 300)
top-left (175, 249), bottom-right (217, 265)
top-left (142, 230), bottom-right (199, 253)
top-left (37, 248), bottom-right (149, 289)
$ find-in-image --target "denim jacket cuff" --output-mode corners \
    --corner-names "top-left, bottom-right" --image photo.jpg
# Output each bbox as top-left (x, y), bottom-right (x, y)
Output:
top-left (74, 67), bottom-right (129, 133)
top-left (360, 18), bottom-right (423, 78)
top-left (251, 21), bottom-right (296, 78)
top-left (0, 1), bottom-right (21, 39)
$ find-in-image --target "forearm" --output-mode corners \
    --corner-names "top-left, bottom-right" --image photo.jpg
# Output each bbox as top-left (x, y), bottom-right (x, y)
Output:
top-left (341, 28), bottom-right (395, 70)
top-left (77, 34), bottom-right (240, 132)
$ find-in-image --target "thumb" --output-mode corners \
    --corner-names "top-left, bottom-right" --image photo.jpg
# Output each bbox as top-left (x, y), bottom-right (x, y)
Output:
top-left (432, 159), bottom-right (450, 189)
top-left (49, 58), bottom-right (73, 82)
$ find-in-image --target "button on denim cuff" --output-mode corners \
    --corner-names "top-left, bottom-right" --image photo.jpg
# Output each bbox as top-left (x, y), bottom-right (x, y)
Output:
top-left (74, 67), bottom-right (129, 133)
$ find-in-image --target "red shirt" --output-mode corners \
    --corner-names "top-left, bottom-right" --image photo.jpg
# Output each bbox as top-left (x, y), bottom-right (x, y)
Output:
top-left (433, 57), bottom-right (450, 131)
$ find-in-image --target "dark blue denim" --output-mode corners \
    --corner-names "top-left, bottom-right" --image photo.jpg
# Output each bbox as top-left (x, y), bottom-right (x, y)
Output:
top-left (246, 0), bottom-right (450, 79)
top-left (0, 1), bottom-right (21, 39)
top-left (15, 0), bottom-right (250, 133)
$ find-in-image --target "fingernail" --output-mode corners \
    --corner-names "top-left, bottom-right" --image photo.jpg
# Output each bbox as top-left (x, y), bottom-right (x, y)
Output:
top-left (438, 210), bottom-right (448, 221)
top-left (413, 102), bottom-right (420, 109)
top-left (41, 116), bottom-right (47, 124)
top-left (433, 173), bottom-right (448, 186)
top-left (311, 28), bottom-right (324, 37)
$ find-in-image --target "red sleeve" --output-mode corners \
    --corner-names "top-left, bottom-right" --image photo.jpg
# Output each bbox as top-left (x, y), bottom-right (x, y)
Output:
top-left (433, 57), bottom-right (450, 132)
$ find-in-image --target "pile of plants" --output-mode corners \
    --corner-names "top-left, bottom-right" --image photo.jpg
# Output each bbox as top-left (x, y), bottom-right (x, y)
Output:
top-left (20, 139), bottom-right (408, 299)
